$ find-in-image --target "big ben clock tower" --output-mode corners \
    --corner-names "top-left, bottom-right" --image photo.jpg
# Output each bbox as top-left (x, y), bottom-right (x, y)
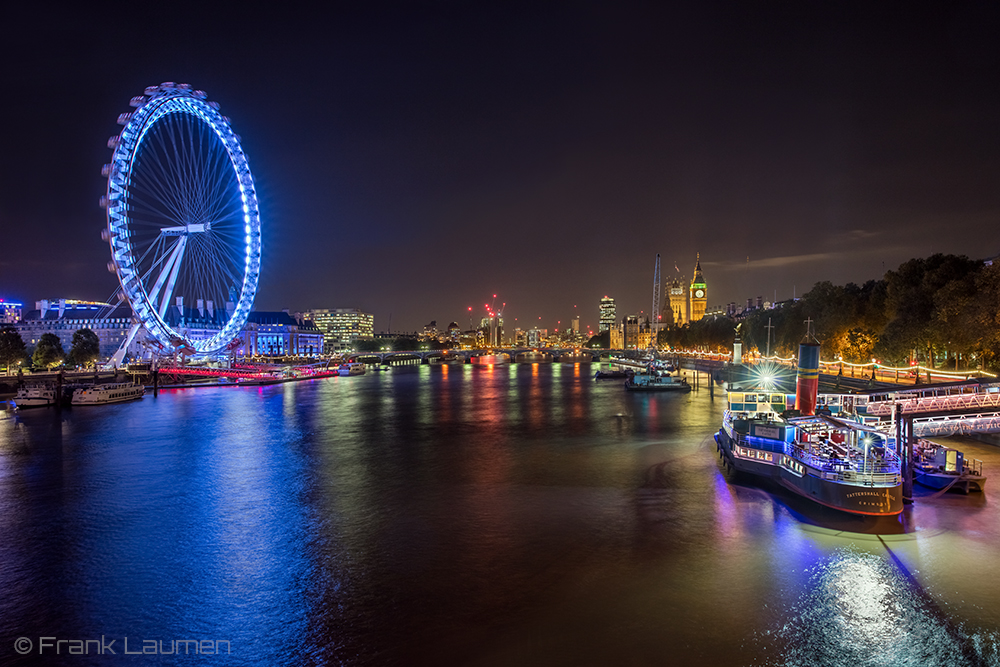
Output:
top-left (689, 253), bottom-right (707, 321)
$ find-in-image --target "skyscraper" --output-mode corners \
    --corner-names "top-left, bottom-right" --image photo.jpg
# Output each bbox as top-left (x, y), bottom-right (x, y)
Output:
top-left (599, 296), bottom-right (616, 333)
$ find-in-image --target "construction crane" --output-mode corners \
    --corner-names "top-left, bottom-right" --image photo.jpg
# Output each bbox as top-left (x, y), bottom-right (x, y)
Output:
top-left (650, 254), bottom-right (661, 355)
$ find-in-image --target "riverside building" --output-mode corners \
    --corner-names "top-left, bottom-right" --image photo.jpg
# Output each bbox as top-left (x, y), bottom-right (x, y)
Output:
top-left (305, 308), bottom-right (375, 353)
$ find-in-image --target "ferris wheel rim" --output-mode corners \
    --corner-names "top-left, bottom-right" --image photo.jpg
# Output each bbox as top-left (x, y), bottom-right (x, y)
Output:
top-left (104, 83), bottom-right (261, 356)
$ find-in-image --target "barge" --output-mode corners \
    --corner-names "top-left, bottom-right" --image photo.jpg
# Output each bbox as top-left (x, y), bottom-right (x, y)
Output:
top-left (715, 335), bottom-right (903, 516)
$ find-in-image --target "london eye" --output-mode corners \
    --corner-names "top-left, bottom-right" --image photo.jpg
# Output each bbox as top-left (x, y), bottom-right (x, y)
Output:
top-left (101, 82), bottom-right (261, 363)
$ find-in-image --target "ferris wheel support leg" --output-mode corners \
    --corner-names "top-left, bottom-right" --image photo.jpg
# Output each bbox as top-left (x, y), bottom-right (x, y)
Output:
top-left (154, 236), bottom-right (188, 318)
top-left (104, 321), bottom-right (143, 370)
top-left (143, 237), bottom-right (183, 311)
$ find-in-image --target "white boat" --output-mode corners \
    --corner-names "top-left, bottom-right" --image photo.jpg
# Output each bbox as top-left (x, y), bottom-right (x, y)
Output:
top-left (338, 363), bottom-right (367, 376)
top-left (13, 385), bottom-right (58, 408)
top-left (71, 382), bottom-right (145, 405)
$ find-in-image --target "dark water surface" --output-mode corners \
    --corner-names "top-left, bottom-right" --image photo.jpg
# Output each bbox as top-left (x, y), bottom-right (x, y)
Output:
top-left (2, 364), bottom-right (1000, 666)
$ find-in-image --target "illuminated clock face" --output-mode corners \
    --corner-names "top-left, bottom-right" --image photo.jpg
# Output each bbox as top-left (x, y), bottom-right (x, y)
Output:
top-left (695, 289), bottom-right (705, 298)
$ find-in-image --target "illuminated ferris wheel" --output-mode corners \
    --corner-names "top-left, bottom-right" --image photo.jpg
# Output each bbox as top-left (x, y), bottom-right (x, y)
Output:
top-left (101, 82), bottom-right (261, 363)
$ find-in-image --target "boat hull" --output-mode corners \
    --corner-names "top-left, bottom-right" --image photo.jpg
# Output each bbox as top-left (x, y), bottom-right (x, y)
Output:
top-left (624, 376), bottom-right (691, 392)
top-left (595, 370), bottom-right (632, 380)
top-left (71, 383), bottom-right (145, 406)
top-left (716, 429), bottom-right (904, 516)
top-left (13, 399), bottom-right (55, 408)
top-left (915, 468), bottom-right (986, 494)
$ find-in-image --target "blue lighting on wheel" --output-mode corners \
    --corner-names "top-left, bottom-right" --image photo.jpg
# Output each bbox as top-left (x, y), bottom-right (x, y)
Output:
top-left (105, 84), bottom-right (262, 356)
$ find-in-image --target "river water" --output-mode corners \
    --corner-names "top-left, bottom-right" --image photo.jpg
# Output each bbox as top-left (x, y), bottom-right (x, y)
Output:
top-left (2, 363), bottom-right (999, 666)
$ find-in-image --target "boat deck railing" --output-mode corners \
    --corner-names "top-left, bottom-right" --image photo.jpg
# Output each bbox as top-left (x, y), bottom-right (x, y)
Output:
top-left (866, 391), bottom-right (1000, 416)
top-left (730, 432), bottom-right (902, 487)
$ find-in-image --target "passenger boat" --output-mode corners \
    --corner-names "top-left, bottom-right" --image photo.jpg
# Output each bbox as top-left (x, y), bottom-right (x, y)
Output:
top-left (714, 336), bottom-right (904, 516)
top-left (13, 385), bottom-right (58, 408)
top-left (914, 441), bottom-right (986, 494)
top-left (624, 372), bottom-right (690, 392)
top-left (337, 363), bottom-right (367, 376)
top-left (71, 382), bottom-right (145, 406)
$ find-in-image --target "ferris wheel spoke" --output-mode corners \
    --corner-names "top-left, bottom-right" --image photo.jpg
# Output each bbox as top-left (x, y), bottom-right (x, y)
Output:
top-left (136, 163), bottom-right (190, 221)
top-left (151, 124), bottom-right (190, 218)
top-left (207, 146), bottom-right (236, 203)
top-left (133, 147), bottom-right (189, 221)
top-left (126, 189), bottom-right (186, 229)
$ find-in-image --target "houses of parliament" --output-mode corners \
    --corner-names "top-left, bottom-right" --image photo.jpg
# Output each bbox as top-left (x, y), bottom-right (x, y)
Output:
top-left (667, 254), bottom-right (707, 326)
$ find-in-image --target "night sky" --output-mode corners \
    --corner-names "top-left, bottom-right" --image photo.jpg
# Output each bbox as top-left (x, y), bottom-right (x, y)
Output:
top-left (2, 2), bottom-right (999, 335)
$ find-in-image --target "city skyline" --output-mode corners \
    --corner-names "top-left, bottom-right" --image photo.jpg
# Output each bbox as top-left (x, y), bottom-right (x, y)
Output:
top-left (2, 3), bottom-right (999, 333)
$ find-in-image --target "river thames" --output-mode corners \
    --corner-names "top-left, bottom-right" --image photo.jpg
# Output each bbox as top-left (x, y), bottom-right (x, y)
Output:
top-left (2, 363), bottom-right (1000, 666)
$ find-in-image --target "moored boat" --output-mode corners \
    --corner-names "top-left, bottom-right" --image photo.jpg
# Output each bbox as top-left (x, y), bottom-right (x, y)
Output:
top-left (71, 382), bottom-right (145, 406)
top-left (624, 372), bottom-right (690, 392)
top-left (13, 385), bottom-right (58, 408)
top-left (338, 362), bottom-right (367, 376)
top-left (595, 368), bottom-right (633, 380)
top-left (914, 441), bottom-right (986, 494)
top-left (714, 334), bottom-right (904, 516)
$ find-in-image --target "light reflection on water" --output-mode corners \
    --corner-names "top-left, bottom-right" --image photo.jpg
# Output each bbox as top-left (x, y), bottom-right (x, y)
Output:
top-left (2, 366), bottom-right (1000, 665)
top-left (772, 547), bottom-right (1000, 667)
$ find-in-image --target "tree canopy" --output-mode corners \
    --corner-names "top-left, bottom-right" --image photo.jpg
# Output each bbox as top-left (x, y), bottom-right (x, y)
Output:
top-left (68, 328), bottom-right (101, 368)
top-left (0, 326), bottom-right (28, 371)
top-left (32, 333), bottom-right (65, 370)
top-left (668, 254), bottom-right (1000, 372)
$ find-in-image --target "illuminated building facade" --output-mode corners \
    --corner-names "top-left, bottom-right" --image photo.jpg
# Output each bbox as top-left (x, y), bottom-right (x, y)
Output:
top-left (17, 301), bottom-right (135, 359)
top-left (623, 314), bottom-right (641, 349)
top-left (667, 255), bottom-right (708, 326)
top-left (242, 312), bottom-right (323, 357)
top-left (599, 296), bottom-right (616, 333)
top-left (0, 298), bottom-right (22, 324)
top-left (609, 326), bottom-right (624, 349)
top-left (526, 328), bottom-right (546, 347)
top-left (668, 277), bottom-right (687, 326)
top-left (17, 299), bottom-right (324, 361)
top-left (306, 308), bottom-right (375, 352)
